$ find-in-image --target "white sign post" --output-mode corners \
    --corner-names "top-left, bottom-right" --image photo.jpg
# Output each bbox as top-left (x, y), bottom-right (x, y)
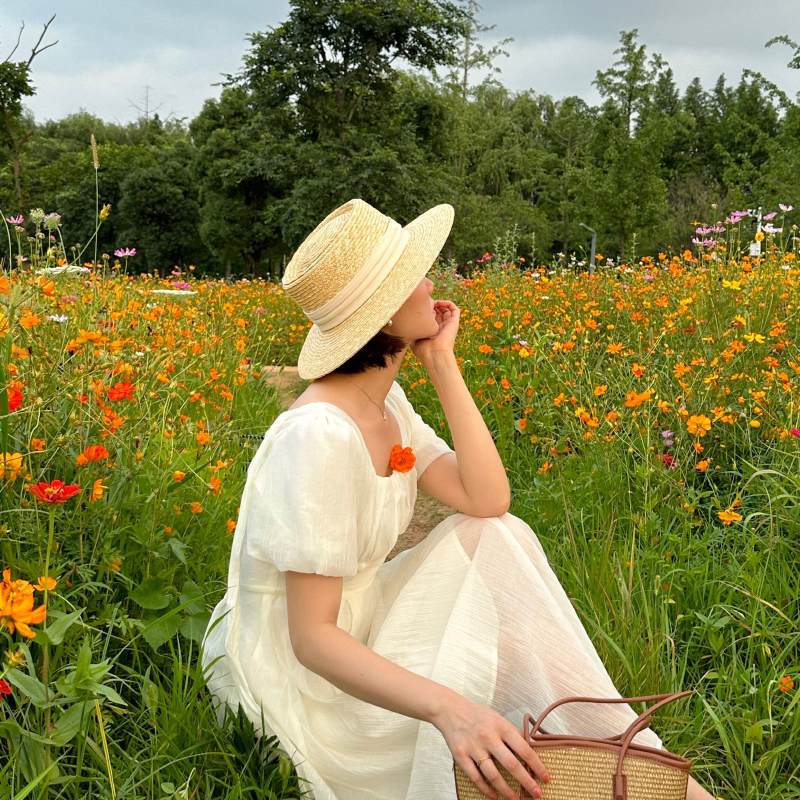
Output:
top-left (748, 206), bottom-right (763, 257)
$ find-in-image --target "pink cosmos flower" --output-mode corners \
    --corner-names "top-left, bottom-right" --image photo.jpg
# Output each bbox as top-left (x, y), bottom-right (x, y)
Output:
top-left (114, 248), bottom-right (136, 257)
top-left (5, 215), bottom-right (23, 224)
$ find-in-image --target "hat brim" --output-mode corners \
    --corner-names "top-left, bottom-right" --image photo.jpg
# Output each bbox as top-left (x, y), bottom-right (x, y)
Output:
top-left (295, 203), bottom-right (455, 381)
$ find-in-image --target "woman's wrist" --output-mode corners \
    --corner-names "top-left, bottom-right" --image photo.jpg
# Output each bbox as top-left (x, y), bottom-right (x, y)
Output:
top-left (426, 684), bottom-right (469, 729)
top-left (423, 351), bottom-right (459, 381)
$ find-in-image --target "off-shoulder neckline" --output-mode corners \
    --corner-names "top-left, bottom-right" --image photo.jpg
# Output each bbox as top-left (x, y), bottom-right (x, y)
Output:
top-left (278, 382), bottom-right (408, 480)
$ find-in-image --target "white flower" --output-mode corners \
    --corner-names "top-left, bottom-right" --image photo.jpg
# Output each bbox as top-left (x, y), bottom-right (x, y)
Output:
top-left (36, 265), bottom-right (91, 276)
top-left (151, 289), bottom-right (197, 296)
top-left (45, 314), bottom-right (68, 323)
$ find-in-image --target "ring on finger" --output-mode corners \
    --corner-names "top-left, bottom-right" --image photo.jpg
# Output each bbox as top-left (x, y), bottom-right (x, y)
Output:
top-left (475, 755), bottom-right (492, 768)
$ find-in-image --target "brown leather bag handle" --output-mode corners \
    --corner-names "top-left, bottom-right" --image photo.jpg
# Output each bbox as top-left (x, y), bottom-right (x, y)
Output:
top-left (522, 689), bottom-right (695, 800)
top-left (523, 690), bottom-right (692, 741)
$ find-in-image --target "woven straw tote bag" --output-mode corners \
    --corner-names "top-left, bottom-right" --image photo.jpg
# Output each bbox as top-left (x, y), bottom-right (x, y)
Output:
top-left (453, 689), bottom-right (694, 800)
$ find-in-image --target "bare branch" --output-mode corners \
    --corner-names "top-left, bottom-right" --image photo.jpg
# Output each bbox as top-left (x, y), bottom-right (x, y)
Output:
top-left (26, 13), bottom-right (58, 67)
top-left (4, 21), bottom-right (26, 63)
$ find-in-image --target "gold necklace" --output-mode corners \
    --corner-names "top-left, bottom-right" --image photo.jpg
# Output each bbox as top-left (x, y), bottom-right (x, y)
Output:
top-left (351, 380), bottom-right (388, 421)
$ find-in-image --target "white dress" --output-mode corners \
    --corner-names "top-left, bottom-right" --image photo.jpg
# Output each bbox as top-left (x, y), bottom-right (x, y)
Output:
top-left (201, 380), bottom-right (663, 800)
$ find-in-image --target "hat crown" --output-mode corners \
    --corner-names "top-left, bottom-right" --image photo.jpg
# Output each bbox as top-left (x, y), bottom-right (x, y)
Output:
top-left (282, 199), bottom-right (394, 315)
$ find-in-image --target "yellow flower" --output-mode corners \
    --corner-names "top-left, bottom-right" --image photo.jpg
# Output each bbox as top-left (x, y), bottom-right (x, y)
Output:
top-left (755, 231), bottom-right (765, 242)
top-left (0, 453), bottom-right (24, 481)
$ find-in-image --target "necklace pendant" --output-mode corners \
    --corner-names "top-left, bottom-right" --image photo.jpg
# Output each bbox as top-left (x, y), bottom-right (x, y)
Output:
top-left (382, 411), bottom-right (387, 421)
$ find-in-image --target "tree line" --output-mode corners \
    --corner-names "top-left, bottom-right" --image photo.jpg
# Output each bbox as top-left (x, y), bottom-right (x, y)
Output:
top-left (1, 1), bottom-right (799, 278)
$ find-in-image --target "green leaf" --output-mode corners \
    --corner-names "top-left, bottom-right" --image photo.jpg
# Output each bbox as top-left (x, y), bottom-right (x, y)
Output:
top-left (6, 669), bottom-right (48, 707)
top-left (52, 701), bottom-right (93, 745)
top-left (75, 639), bottom-right (92, 683)
top-left (168, 537), bottom-right (188, 564)
top-left (142, 611), bottom-right (183, 650)
top-left (131, 576), bottom-right (170, 610)
top-left (744, 721), bottom-right (763, 746)
top-left (179, 579), bottom-right (205, 615)
top-left (38, 608), bottom-right (84, 646)
top-left (180, 611), bottom-right (211, 643)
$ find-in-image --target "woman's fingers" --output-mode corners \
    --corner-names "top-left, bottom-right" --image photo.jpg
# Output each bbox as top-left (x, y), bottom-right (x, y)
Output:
top-left (456, 756), bottom-right (499, 800)
top-left (507, 728), bottom-right (550, 784)
top-left (478, 751), bottom-right (534, 800)
top-left (491, 741), bottom-right (545, 800)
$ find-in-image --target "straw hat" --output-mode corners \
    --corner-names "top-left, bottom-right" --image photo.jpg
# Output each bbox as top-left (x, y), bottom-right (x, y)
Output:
top-left (281, 198), bottom-right (454, 381)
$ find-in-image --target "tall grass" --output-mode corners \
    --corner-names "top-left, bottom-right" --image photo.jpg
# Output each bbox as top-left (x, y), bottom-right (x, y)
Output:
top-left (0, 201), bottom-right (797, 798)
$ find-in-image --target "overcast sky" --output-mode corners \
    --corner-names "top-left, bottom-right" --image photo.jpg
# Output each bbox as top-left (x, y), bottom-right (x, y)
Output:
top-left (2, 1), bottom-right (798, 126)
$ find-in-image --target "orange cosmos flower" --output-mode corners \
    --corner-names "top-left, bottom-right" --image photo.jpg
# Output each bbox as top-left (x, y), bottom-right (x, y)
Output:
top-left (631, 362), bottom-right (645, 378)
top-left (7, 386), bottom-right (22, 411)
top-left (26, 479), bottom-right (82, 504)
top-left (718, 508), bottom-right (742, 525)
top-left (196, 432), bottom-right (211, 445)
top-left (227, 518), bottom-right (237, 534)
top-left (779, 675), bottom-right (795, 693)
top-left (687, 415), bottom-right (711, 437)
top-left (696, 460), bottom-right (709, 471)
top-left (0, 277), bottom-right (10, 295)
top-left (173, 470), bottom-right (187, 482)
top-left (594, 385), bottom-right (608, 396)
top-left (76, 444), bottom-right (110, 467)
top-left (106, 380), bottom-right (136, 401)
top-left (89, 478), bottom-right (108, 503)
top-left (108, 556), bottom-right (123, 573)
top-left (389, 444), bottom-right (416, 473)
top-left (606, 343), bottom-right (624, 355)
top-left (35, 576), bottom-right (57, 592)
top-left (0, 569), bottom-right (47, 638)
top-left (18, 312), bottom-right (41, 330)
top-left (624, 389), bottom-right (652, 408)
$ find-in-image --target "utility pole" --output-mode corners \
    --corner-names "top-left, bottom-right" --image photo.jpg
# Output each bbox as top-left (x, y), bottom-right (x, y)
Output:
top-left (748, 206), bottom-right (763, 258)
top-left (579, 223), bottom-right (597, 274)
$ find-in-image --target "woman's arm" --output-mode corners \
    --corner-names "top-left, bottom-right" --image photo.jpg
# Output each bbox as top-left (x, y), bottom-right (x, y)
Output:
top-left (419, 350), bottom-right (511, 516)
top-left (411, 299), bottom-right (510, 517)
top-left (285, 570), bottom-right (549, 800)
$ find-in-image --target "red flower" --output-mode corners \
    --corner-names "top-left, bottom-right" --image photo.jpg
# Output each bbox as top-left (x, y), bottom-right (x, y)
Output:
top-left (388, 444), bottom-right (416, 473)
top-left (26, 479), bottom-right (82, 504)
top-left (106, 381), bottom-right (136, 401)
top-left (7, 388), bottom-right (22, 411)
top-left (657, 454), bottom-right (677, 469)
top-left (0, 680), bottom-right (11, 695)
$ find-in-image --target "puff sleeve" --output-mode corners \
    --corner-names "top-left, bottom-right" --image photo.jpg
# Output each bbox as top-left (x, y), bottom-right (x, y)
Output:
top-left (391, 382), bottom-right (455, 477)
top-left (243, 409), bottom-right (365, 576)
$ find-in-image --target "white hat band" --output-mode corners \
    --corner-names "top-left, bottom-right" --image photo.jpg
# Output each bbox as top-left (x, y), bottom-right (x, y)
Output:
top-left (309, 219), bottom-right (410, 332)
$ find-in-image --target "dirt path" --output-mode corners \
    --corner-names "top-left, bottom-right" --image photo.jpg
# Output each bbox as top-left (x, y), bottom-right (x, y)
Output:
top-left (262, 366), bottom-right (454, 560)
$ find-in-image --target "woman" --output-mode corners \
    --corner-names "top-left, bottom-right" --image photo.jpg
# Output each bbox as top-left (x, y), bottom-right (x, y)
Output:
top-left (201, 199), bottom-right (717, 800)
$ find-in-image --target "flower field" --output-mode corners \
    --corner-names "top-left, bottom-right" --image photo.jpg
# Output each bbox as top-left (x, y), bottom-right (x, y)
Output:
top-left (0, 211), bottom-right (798, 798)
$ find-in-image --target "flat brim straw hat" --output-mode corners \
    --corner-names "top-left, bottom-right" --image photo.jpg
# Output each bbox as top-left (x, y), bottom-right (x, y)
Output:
top-left (281, 198), bottom-right (454, 381)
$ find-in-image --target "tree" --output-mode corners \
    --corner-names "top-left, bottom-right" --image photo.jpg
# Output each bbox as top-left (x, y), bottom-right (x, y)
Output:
top-left (231, 0), bottom-right (470, 140)
top-left (0, 14), bottom-right (57, 210)
top-left (593, 29), bottom-right (666, 139)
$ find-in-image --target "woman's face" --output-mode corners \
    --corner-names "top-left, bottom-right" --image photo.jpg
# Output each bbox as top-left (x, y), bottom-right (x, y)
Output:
top-left (379, 276), bottom-right (438, 343)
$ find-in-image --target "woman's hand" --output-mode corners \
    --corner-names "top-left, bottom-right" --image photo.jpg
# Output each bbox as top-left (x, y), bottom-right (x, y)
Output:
top-left (408, 299), bottom-right (460, 367)
top-left (431, 693), bottom-right (550, 800)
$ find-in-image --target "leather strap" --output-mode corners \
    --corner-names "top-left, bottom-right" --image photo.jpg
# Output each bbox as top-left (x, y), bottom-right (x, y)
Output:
top-left (522, 690), bottom-right (695, 800)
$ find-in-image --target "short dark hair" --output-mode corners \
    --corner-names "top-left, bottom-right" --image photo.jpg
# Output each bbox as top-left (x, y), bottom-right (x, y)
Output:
top-left (329, 329), bottom-right (408, 375)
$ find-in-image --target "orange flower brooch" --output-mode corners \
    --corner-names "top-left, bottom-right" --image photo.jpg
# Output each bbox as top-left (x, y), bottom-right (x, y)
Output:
top-left (388, 444), bottom-right (415, 473)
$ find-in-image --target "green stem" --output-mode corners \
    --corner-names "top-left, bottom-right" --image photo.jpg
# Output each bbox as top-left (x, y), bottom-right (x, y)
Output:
top-left (41, 504), bottom-right (55, 794)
